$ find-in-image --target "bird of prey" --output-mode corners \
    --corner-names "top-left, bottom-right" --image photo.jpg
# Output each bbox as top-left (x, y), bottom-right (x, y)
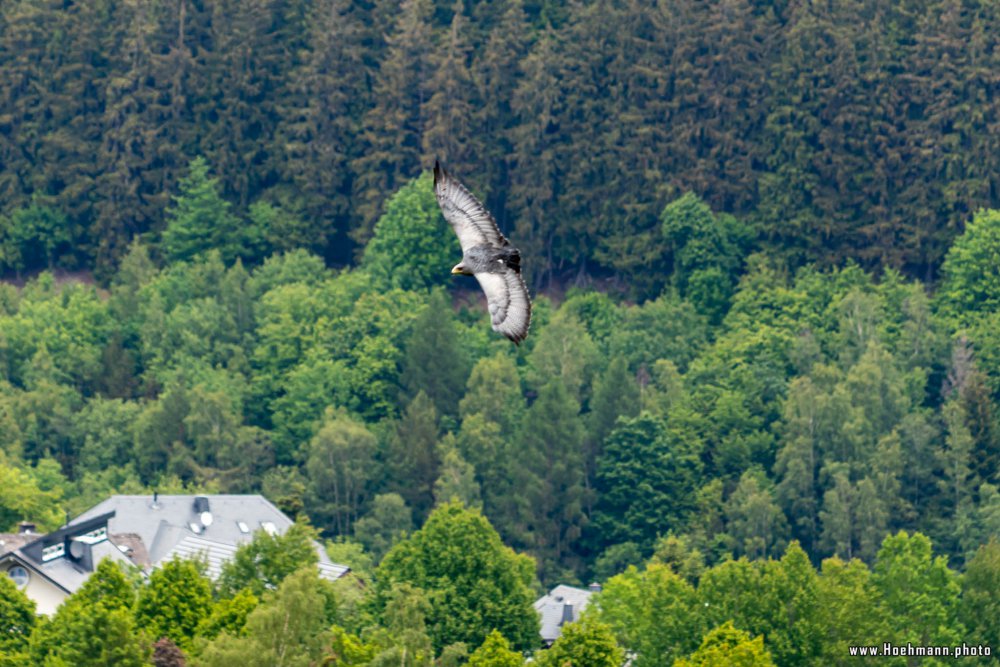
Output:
top-left (433, 161), bottom-right (532, 344)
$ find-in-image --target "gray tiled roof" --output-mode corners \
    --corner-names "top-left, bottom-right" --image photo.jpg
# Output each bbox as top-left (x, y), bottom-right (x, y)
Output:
top-left (161, 535), bottom-right (239, 579)
top-left (3, 537), bottom-right (134, 594)
top-left (0, 533), bottom-right (35, 554)
top-left (69, 494), bottom-right (348, 580)
top-left (534, 585), bottom-right (594, 643)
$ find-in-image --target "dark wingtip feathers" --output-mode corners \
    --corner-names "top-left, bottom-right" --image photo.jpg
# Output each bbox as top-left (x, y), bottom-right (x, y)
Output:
top-left (433, 159), bottom-right (443, 187)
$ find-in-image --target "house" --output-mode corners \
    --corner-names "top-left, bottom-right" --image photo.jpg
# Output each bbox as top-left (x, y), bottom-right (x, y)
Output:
top-left (534, 583), bottom-right (601, 645)
top-left (0, 514), bottom-right (135, 615)
top-left (0, 494), bottom-right (349, 614)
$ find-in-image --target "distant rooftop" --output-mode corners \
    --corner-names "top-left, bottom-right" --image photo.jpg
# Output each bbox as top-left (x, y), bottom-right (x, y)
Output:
top-left (534, 584), bottom-right (599, 644)
top-left (0, 511), bottom-right (135, 595)
top-left (69, 494), bottom-right (348, 581)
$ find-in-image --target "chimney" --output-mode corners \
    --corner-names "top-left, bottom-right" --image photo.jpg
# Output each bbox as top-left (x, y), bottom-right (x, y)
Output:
top-left (560, 602), bottom-right (575, 625)
top-left (17, 522), bottom-right (35, 535)
top-left (68, 539), bottom-right (94, 572)
top-left (588, 582), bottom-right (602, 593)
top-left (193, 496), bottom-right (210, 514)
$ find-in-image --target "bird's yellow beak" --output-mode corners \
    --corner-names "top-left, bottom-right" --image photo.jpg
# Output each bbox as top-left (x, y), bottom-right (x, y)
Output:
top-left (451, 265), bottom-right (464, 274)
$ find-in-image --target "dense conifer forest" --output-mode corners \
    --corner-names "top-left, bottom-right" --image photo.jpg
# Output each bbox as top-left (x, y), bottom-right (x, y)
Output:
top-left (1, 0), bottom-right (1000, 664)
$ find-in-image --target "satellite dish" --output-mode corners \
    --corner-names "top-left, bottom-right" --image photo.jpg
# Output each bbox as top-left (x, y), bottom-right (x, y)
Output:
top-left (200, 511), bottom-right (214, 527)
top-left (69, 541), bottom-right (86, 559)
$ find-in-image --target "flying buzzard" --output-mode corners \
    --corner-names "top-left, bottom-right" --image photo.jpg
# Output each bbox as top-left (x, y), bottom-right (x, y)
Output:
top-left (433, 161), bottom-right (532, 344)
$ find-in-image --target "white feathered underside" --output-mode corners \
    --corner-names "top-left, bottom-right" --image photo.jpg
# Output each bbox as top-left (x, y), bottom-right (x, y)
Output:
top-left (435, 161), bottom-right (531, 343)
top-left (474, 270), bottom-right (531, 342)
top-left (434, 169), bottom-right (509, 253)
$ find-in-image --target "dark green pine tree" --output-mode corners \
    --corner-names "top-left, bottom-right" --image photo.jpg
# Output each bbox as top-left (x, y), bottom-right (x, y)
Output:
top-left (586, 355), bottom-right (640, 500)
top-left (352, 0), bottom-right (435, 246)
top-left (383, 391), bottom-right (442, 520)
top-left (470, 0), bottom-right (531, 234)
top-left (592, 0), bottom-right (674, 297)
top-left (508, 25), bottom-right (565, 289)
top-left (556, 0), bottom-right (624, 278)
top-left (30, 0), bottom-right (116, 246)
top-left (400, 289), bottom-right (472, 419)
top-left (160, 157), bottom-right (243, 263)
top-left (896, 0), bottom-right (996, 278)
top-left (422, 0), bottom-right (478, 177)
top-left (590, 412), bottom-right (703, 554)
top-left (140, 0), bottom-right (215, 222)
top-left (92, 0), bottom-right (165, 275)
top-left (774, 377), bottom-right (822, 554)
top-left (513, 377), bottom-right (587, 579)
top-left (829, 5), bottom-right (908, 271)
top-left (199, 0), bottom-right (304, 209)
top-left (666, 0), bottom-right (776, 215)
top-left (274, 0), bottom-right (368, 264)
top-left (757, 0), bottom-right (862, 269)
top-left (0, 0), bottom-right (61, 211)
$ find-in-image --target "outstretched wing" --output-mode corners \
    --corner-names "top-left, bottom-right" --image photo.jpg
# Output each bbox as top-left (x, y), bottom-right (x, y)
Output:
top-left (434, 161), bottom-right (509, 253)
top-left (473, 268), bottom-right (532, 344)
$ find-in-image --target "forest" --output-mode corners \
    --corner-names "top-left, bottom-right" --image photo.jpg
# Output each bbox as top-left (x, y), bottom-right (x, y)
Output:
top-left (1, 0), bottom-right (1000, 664)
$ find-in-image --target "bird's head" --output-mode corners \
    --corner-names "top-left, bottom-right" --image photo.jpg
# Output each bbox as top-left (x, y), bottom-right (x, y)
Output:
top-left (451, 263), bottom-right (472, 276)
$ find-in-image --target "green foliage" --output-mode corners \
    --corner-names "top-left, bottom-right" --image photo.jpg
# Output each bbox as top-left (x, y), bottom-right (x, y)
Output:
top-left (400, 289), bottom-right (472, 418)
top-left (1, 0), bottom-right (999, 281)
top-left (198, 567), bottom-right (334, 667)
top-left (674, 621), bottom-right (776, 667)
top-left (353, 493), bottom-right (413, 563)
top-left (304, 409), bottom-right (378, 536)
top-left (591, 412), bottom-right (702, 552)
top-left (382, 391), bottom-right (442, 518)
top-left (0, 572), bottom-right (34, 656)
top-left (961, 540), bottom-right (1000, 656)
top-left (325, 625), bottom-right (378, 666)
top-left (814, 556), bottom-right (889, 665)
top-left (661, 193), bottom-right (751, 323)
top-left (534, 618), bottom-right (624, 667)
top-left (196, 589), bottom-right (259, 641)
top-left (588, 356), bottom-right (640, 452)
top-left (593, 563), bottom-right (703, 667)
top-left (872, 531), bottom-right (965, 649)
top-left (0, 452), bottom-right (65, 531)
top-left (217, 522), bottom-right (319, 598)
top-left (29, 559), bottom-right (147, 666)
top-left (374, 501), bottom-right (539, 652)
top-left (244, 201), bottom-right (314, 263)
top-left (724, 470), bottom-right (788, 560)
top-left (607, 294), bottom-right (708, 374)
top-left (134, 557), bottom-right (213, 650)
top-left (0, 203), bottom-right (71, 273)
top-left (467, 630), bottom-right (524, 667)
top-left (513, 377), bottom-right (587, 578)
top-left (0, 23), bottom-right (999, 654)
top-left (938, 209), bottom-right (1000, 326)
top-left (361, 171), bottom-right (460, 292)
top-left (161, 157), bottom-right (244, 264)
top-left (696, 544), bottom-right (826, 667)
top-left (433, 439), bottom-right (482, 509)
top-left (365, 582), bottom-right (436, 667)
top-left (325, 539), bottom-right (375, 582)
top-left (525, 309), bottom-right (600, 402)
